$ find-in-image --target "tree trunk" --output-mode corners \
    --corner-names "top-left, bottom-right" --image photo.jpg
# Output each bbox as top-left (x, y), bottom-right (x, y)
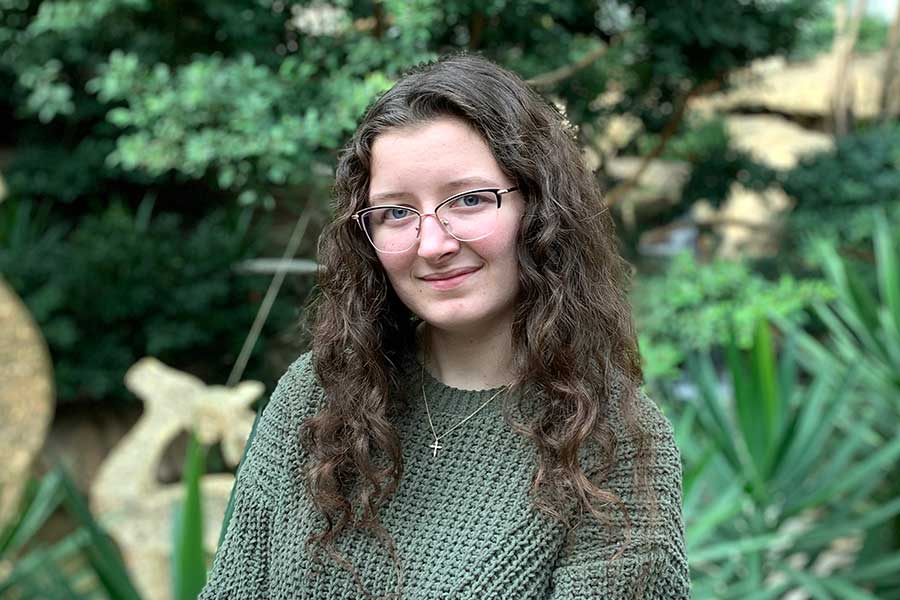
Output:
top-left (879, 1), bottom-right (900, 120)
top-left (831, 0), bottom-right (867, 136)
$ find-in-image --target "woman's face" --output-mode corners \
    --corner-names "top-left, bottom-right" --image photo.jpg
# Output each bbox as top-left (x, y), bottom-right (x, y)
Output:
top-left (367, 117), bottom-right (524, 336)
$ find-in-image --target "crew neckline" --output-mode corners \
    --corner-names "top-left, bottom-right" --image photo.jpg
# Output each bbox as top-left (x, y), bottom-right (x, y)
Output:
top-left (403, 351), bottom-right (513, 417)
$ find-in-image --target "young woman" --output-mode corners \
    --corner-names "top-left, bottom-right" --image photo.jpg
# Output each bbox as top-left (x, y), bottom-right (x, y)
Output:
top-left (200, 54), bottom-right (690, 599)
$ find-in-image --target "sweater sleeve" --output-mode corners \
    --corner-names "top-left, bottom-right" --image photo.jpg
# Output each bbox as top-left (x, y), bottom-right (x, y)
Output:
top-left (547, 392), bottom-right (691, 600)
top-left (199, 352), bottom-right (319, 599)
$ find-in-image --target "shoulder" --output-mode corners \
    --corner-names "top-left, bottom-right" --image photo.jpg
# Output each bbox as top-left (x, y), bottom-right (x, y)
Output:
top-left (262, 350), bottom-right (327, 428)
top-left (604, 388), bottom-right (684, 507)
top-left (632, 390), bottom-right (681, 471)
top-left (599, 383), bottom-right (680, 470)
top-left (581, 385), bottom-right (685, 542)
top-left (239, 351), bottom-right (325, 497)
top-left (555, 388), bottom-right (690, 597)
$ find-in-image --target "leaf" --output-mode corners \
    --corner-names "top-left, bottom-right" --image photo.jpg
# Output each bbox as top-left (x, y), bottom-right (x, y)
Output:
top-left (750, 320), bottom-right (781, 474)
top-left (783, 566), bottom-right (832, 600)
top-left (0, 469), bottom-right (64, 556)
top-left (820, 577), bottom-right (882, 600)
top-left (687, 353), bottom-right (742, 472)
top-left (172, 430), bottom-right (207, 600)
top-left (874, 210), bottom-right (900, 339)
top-left (847, 551), bottom-right (900, 581)
top-left (773, 368), bottom-right (855, 493)
top-left (786, 432), bottom-right (900, 515)
top-left (794, 496), bottom-right (900, 551)
top-left (686, 483), bottom-right (745, 550)
top-left (56, 465), bottom-right (142, 600)
top-left (689, 532), bottom-right (784, 564)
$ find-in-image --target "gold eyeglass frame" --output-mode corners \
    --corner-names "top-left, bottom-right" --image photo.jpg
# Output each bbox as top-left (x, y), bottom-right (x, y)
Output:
top-left (351, 187), bottom-right (519, 254)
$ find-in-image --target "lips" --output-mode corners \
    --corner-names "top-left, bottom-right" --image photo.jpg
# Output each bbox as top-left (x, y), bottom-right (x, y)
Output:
top-left (420, 266), bottom-right (481, 281)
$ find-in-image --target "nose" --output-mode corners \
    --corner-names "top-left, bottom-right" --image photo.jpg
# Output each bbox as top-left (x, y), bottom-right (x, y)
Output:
top-left (416, 213), bottom-right (460, 259)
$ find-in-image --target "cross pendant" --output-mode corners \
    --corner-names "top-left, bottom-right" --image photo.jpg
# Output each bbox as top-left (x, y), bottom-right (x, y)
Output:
top-left (428, 439), bottom-right (443, 458)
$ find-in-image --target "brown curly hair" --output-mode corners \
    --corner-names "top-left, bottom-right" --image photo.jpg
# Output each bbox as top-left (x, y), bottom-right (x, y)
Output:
top-left (304, 53), bottom-right (651, 598)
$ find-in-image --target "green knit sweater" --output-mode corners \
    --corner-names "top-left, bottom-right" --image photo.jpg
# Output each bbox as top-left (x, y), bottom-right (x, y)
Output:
top-left (199, 352), bottom-right (691, 599)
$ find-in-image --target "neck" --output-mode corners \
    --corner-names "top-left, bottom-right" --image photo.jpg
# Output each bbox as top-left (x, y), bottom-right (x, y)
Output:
top-left (419, 320), bottom-right (515, 390)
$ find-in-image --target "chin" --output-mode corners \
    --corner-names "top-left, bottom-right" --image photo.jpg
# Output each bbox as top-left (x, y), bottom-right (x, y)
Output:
top-left (417, 307), bottom-right (507, 334)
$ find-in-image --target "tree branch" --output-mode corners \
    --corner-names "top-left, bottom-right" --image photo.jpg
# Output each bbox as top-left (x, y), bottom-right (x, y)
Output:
top-left (526, 42), bottom-right (612, 88)
top-left (605, 77), bottom-right (723, 211)
top-left (469, 11), bottom-right (485, 50)
top-left (373, 0), bottom-right (386, 39)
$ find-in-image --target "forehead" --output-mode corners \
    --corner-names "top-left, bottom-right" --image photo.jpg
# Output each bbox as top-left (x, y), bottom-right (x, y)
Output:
top-left (368, 117), bottom-right (506, 202)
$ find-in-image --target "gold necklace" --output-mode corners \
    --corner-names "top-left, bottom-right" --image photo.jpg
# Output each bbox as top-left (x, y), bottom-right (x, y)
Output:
top-left (419, 356), bottom-right (509, 458)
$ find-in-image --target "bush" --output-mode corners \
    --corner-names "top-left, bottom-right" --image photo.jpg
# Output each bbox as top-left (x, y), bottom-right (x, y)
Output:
top-left (782, 123), bottom-right (900, 259)
top-left (646, 115), bottom-right (776, 208)
top-left (792, 11), bottom-right (890, 60)
top-left (784, 212), bottom-right (900, 418)
top-left (0, 0), bottom-right (821, 213)
top-left (0, 199), bottom-right (297, 404)
top-left (633, 251), bottom-right (831, 381)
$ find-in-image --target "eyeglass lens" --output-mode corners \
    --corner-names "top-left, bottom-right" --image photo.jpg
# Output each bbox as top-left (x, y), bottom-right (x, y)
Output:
top-left (362, 191), bottom-right (500, 253)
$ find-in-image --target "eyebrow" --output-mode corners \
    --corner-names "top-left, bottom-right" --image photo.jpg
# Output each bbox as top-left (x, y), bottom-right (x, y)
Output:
top-left (368, 176), bottom-right (501, 205)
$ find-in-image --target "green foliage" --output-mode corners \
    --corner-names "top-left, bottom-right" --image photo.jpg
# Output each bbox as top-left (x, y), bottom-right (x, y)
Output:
top-left (0, 0), bottom-right (821, 208)
top-left (784, 212), bottom-right (900, 414)
top-left (634, 251), bottom-right (831, 381)
top-left (679, 320), bottom-right (900, 598)
top-left (0, 450), bottom-right (215, 600)
top-left (4, 138), bottom-right (120, 207)
top-left (638, 115), bottom-right (777, 208)
top-left (792, 9), bottom-right (891, 60)
top-left (625, 0), bottom-right (821, 90)
top-left (0, 465), bottom-right (142, 599)
top-left (0, 199), bottom-right (296, 404)
top-left (86, 50), bottom-right (393, 206)
top-left (782, 123), bottom-right (900, 257)
top-left (784, 124), bottom-right (900, 212)
top-left (172, 432), bottom-right (208, 600)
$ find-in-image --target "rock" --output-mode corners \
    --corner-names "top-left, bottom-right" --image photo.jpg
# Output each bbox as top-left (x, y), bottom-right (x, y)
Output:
top-left (587, 114), bottom-right (644, 168)
top-left (39, 405), bottom-right (140, 495)
top-left (637, 219), bottom-right (699, 258)
top-left (715, 183), bottom-right (793, 258)
top-left (605, 156), bottom-right (691, 206)
top-left (692, 50), bottom-right (894, 120)
top-left (724, 114), bottom-right (834, 170)
top-left (0, 278), bottom-right (54, 529)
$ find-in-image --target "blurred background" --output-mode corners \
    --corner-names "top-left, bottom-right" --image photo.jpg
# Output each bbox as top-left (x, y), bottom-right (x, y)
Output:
top-left (1, 0), bottom-right (899, 598)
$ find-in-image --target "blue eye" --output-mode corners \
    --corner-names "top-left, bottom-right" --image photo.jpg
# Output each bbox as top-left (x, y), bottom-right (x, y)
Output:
top-left (446, 193), bottom-right (491, 210)
top-left (386, 207), bottom-right (411, 220)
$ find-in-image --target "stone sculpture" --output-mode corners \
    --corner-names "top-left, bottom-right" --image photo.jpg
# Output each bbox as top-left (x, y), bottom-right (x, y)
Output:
top-left (90, 357), bottom-right (262, 600)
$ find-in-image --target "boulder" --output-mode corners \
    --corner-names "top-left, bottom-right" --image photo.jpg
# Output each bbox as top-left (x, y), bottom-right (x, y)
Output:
top-left (0, 278), bottom-right (54, 530)
top-left (724, 114), bottom-right (834, 170)
top-left (692, 50), bottom-right (893, 120)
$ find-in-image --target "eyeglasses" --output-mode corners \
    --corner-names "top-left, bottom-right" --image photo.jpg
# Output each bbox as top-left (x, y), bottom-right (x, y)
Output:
top-left (352, 187), bottom-right (519, 254)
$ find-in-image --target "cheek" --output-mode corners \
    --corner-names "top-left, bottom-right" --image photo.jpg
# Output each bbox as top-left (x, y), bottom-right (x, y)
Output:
top-left (377, 253), bottom-right (412, 277)
top-left (377, 254), bottom-right (418, 298)
top-left (479, 221), bottom-right (521, 266)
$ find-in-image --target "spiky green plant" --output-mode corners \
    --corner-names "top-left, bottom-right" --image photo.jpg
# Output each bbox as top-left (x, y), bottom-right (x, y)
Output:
top-left (0, 466), bottom-right (141, 599)
top-left (1, 429), bottom-right (213, 600)
top-left (788, 212), bottom-right (900, 414)
top-left (677, 319), bottom-right (900, 598)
